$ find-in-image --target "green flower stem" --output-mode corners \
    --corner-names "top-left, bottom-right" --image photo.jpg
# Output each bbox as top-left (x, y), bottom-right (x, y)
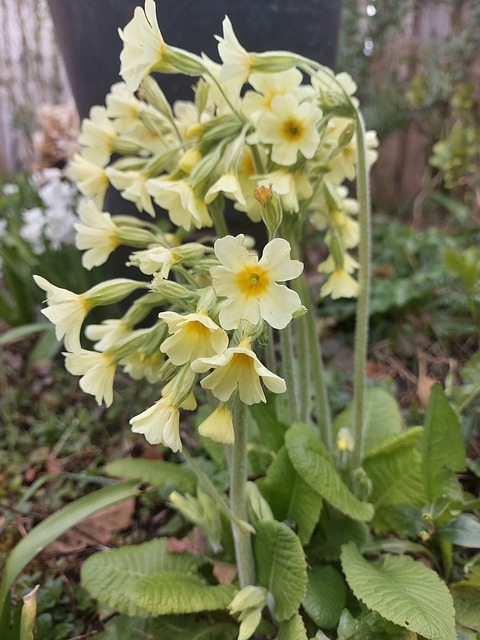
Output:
top-left (265, 325), bottom-right (277, 374)
top-left (351, 110), bottom-right (372, 470)
top-left (231, 400), bottom-right (256, 588)
top-left (295, 272), bottom-right (333, 449)
top-left (294, 313), bottom-right (309, 423)
top-left (182, 449), bottom-right (253, 535)
top-left (209, 205), bottom-right (229, 238)
top-left (280, 323), bottom-right (299, 423)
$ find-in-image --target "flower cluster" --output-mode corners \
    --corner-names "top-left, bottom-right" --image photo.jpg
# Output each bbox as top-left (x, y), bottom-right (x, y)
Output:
top-left (36, 0), bottom-right (377, 452)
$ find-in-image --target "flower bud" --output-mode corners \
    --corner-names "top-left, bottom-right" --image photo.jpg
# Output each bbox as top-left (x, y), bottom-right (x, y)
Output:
top-left (229, 586), bottom-right (268, 613)
top-left (247, 481), bottom-right (274, 523)
top-left (254, 185), bottom-right (282, 239)
top-left (84, 278), bottom-right (149, 306)
top-left (179, 149), bottom-right (202, 173)
top-left (149, 274), bottom-right (198, 301)
top-left (141, 75), bottom-right (173, 119)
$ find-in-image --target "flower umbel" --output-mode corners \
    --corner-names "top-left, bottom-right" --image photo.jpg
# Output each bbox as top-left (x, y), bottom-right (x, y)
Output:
top-left (210, 234), bottom-right (303, 330)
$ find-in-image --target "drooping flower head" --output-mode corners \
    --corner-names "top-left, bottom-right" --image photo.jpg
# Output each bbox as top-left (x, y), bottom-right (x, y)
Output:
top-left (210, 234), bottom-right (303, 330)
top-left (158, 311), bottom-right (228, 365)
top-left (130, 395), bottom-right (182, 450)
top-left (192, 340), bottom-right (286, 405)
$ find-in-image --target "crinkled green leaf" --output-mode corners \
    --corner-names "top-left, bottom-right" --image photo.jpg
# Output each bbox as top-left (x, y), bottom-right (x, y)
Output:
top-left (422, 383), bottom-right (465, 502)
top-left (129, 572), bottom-right (236, 615)
top-left (341, 542), bottom-right (456, 639)
top-left (364, 429), bottom-right (425, 532)
top-left (81, 538), bottom-right (203, 617)
top-left (277, 613), bottom-right (308, 640)
top-left (303, 566), bottom-right (347, 629)
top-left (258, 447), bottom-right (322, 545)
top-left (333, 388), bottom-right (403, 458)
top-left (285, 424), bottom-right (373, 522)
top-left (452, 588), bottom-right (480, 632)
top-left (254, 520), bottom-right (307, 622)
top-left (105, 458), bottom-right (196, 494)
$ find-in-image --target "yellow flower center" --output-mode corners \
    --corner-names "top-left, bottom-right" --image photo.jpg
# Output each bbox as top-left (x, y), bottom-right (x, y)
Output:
top-left (185, 320), bottom-right (211, 338)
top-left (282, 117), bottom-right (304, 142)
top-left (236, 264), bottom-right (270, 297)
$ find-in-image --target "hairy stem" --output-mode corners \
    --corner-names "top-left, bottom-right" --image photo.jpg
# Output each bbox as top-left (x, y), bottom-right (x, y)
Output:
top-left (351, 111), bottom-right (372, 469)
top-left (230, 400), bottom-right (255, 588)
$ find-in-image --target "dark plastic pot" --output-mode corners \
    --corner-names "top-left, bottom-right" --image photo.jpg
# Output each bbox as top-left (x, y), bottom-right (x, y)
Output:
top-left (47, 0), bottom-right (342, 119)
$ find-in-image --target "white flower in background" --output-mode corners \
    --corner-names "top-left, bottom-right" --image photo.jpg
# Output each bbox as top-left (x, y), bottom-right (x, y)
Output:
top-left (2, 183), bottom-right (19, 196)
top-left (43, 206), bottom-right (78, 250)
top-left (107, 168), bottom-right (155, 217)
top-left (130, 395), bottom-right (182, 450)
top-left (34, 275), bottom-right (90, 352)
top-left (69, 154), bottom-right (109, 208)
top-left (198, 404), bottom-right (234, 444)
top-left (129, 246), bottom-right (177, 277)
top-left (257, 94), bottom-right (322, 166)
top-left (75, 199), bottom-right (120, 269)
top-left (147, 177), bottom-right (212, 230)
top-left (159, 311), bottom-right (228, 365)
top-left (64, 350), bottom-right (116, 406)
top-left (79, 106), bottom-right (116, 167)
top-left (210, 234), bottom-right (303, 330)
top-left (216, 16), bottom-right (253, 90)
top-left (20, 208), bottom-right (45, 254)
top-left (38, 176), bottom-right (76, 210)
top-left (0, 219), bottom-right (7, 238)
top-left (192, 340), bottom-right (286, 405)
top-left (242, 68), bottom-right (310, 122)
top-left (119, 0), bottom-right (176, 91)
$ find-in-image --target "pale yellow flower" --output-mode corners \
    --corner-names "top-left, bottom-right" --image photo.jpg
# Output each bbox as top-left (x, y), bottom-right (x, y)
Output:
top-left (242, 68), bottom-right (311, 122)
top-left (33, 276), bottom-right (91, 353)
top-left (147, 177), bottom-right (212, 230)
top-left (256, 94), bottom-right (322, 166)
top-left (75, 199), bottom-right (120, 269)
top-left (64, 350), bottom-right (116, 406)
top-left (130, 395), bottom-right (182, 450)
top-left (216, 16), bottom-right (253, 90)
top-left (257, 169), bottom-right (313, 214)
top-left (106, 82), bottom-right (145, 133)
top-left (107, 168), bottom-right (155, 217)
top-left (320, 268), bottom-right (359, 300)
top-left (323, 117), bottom-right (379, 184)
top-left (192, 340), bottom-right (286, 405)
top-left (158, 311), bottom-right (228, 365)
top-left (210, 234), bottom-right (303, 330)
top-left (198, 404), bottom-right (234, 444)
top-left (69, 155), bottom-right (109, 208)
top-left (119, 0), bottom-right (174, 91)
top-left (129, 246), bottom-right (177, 277)
top-left (85, 319), bottom-right (132, 351)
top-left (78, 106), bottom-right (116, 167)
top-left (205, 173), bottom-right (246, 206)
top-left (122, 350), bottom-right (164, 383)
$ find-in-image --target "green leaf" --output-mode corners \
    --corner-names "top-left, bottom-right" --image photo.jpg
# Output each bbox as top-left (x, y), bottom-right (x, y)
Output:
top-left (308, 511), bottom-right (370, 562)
top-left (437, 514), bottom-right (480, 548)
top-left (303, 565), bottom-right (347, 629)
top-left (363, 429), bottom-right (426, 532)
top-left (277, 613), bottom-right (308, 640)
top-left (254, 520), bottom-right (307, 622)
top-left (97, 614), bottom-right (237, 639)
top-left (104, 458), bottom-right (196, 494)
top-left (250, 397), bottom-right (288, 452)
top-left (258, 447), bottom-right (322, 545)
top-left (341, 542), bottom-right (456, 639)
top-left (128, 572), bottom-right (236, 615)
top-left (334, 388), bottom-right (403, 459)
top-left (452, 588), bottom-right (480, 632)
top-left (421, 383), bottom-right (466, 502)
top-left (0, 322), bottom-right (51, 347)
top-left (0, 481), bottom-right (139, 626)
top-left (285, 424), bottom-right (374, 522)
top-left (81, 538), bottom-right (205, 616)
